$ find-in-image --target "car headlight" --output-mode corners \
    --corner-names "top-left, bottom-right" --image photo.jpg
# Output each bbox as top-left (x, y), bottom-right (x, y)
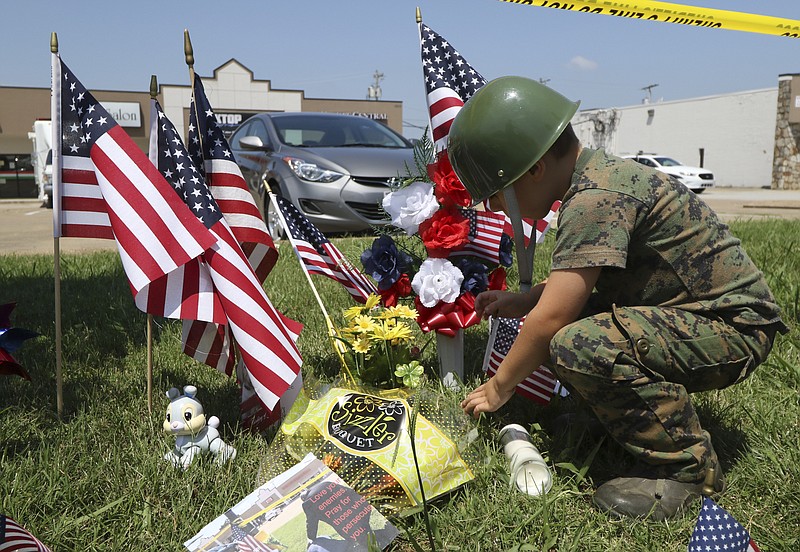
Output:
top-left (678, 171), bottom-right (692, 177)
top-left (282, 156), bottom-right (343, 183)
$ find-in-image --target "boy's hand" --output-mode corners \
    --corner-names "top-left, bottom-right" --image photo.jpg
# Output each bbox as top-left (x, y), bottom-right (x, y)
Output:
top-left (474, 290), bottom-right (530, 319)
top-left (461, 378), bottom-right (514, 418)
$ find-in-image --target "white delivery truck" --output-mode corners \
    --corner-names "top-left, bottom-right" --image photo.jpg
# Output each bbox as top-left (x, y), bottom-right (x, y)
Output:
top-left (28, 120), bottom-right (53, 207)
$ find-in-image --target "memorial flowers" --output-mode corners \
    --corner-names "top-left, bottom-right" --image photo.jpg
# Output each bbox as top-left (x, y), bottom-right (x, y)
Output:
top-left (337, 294), bottom-right (420, 389)
top-left (364, 135), bottom-right (510, 338)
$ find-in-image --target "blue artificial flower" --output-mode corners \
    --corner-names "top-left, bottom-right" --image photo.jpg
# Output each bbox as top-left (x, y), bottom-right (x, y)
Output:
top-left (499, 233), bottom-right (514, 267)
top-left (361, 235), bottom-right (413, 291)
top-left (455, 258), bottom-right (489, 296)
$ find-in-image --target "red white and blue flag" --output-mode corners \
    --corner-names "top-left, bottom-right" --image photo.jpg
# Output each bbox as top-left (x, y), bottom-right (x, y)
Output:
top-left (274, 196), bottom-right (377, 304)
top-left (688, 498), bottom-right (760, 552)
top-left (52, 57), bottom-right (217, 303)
top-left (181, 75), bottom-right (280, 376)
top-left (484, 317), bottom-right (564, 405)
top-left (419, 22), bottom-right (485, 153)
top-left (450, 208), bottom-right (507, 265)
top-left (0, 514), bottom-right (52, 552)
top-left (150, 99), bottom-right (301, 410)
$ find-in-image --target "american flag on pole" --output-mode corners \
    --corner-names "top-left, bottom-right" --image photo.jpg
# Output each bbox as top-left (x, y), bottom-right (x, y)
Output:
top-left (230, 523), bottom-right (275, 552)
top-left (151, 100), bottom-right (301, 410)
top-left (483, 317), bottom-right (563, 405)
top-left (688, 498), bottom-right (760, 552)
top-left (53, 58), bottom-right (217, 301)
top-left (419, 22), bottom-right (485, 153)
top-left (0, 515), bottom-right (52, 552)
top-left (503, 201), bottom-right (562, 247)
top-left (274, 196), bottom-right (377, 304)
top-left (449, 208), bottom-right (507, 264)
top-left (180, 74), bottom-right (280, 376)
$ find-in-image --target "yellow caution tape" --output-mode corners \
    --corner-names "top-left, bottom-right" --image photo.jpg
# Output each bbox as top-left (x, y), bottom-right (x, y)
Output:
top-left (500, 0), bottom-right (800, 39)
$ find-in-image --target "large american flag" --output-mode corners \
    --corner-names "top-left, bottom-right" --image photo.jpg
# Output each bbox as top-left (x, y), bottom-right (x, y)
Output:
top-left (274, 196), bottom-right (377, 303)
top-left (688, 498), bottom-right (760, 552)
top-left (484, 317), bottom-right (560, 405)
top-left (53, 57), bottom-right (217, 302)
top-left (419, 22), bottom-right (485, 153)
top-left (449, 208), bottom-right (507, 264)
top-left (150, 100), bottom-right (301, 410)
top-left (180, 74), bottom-right (280, 375)
top-left (0, 515), bottom-right (51, 552)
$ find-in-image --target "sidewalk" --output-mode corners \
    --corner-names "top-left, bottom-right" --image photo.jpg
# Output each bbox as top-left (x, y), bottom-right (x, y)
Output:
top-left (1, 187), bottom-right (799, 256)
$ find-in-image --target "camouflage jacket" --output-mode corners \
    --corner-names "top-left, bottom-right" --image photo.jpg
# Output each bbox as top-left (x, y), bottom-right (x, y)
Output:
top-left (551, 148), bottom-right (787, 330)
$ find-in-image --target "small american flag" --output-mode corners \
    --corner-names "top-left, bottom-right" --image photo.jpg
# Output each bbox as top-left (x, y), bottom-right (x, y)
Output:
top-left (419, 22), bottom-right (485, 153)
top-left (230, 522), bottom-right (274, 552)
top-left (53, 57), bottom-right (217, 301)
top-left (181, 75), bottom-right (280, 376)
top-left (0, 515), bottom-right (51, 552)
top-left (484, 317), bottom-right (560, 405)
top-left (449, 208), bottom-right (507, 264)
top-left (688, 498), bottom-right (760, 552)
top-left (275, 196), bottom-right (377, 303)
top-left (503, 201), bottom-right (562, 247)
top-left (150, 101), bottom-right (301, 410)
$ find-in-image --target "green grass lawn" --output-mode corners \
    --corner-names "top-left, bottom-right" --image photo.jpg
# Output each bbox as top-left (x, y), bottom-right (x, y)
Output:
top-left (1, 219), bottom-right (798, 551)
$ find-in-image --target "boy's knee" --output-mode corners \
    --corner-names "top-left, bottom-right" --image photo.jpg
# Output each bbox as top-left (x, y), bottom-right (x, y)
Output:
top-left (550, 315), bottom-right (625, 377)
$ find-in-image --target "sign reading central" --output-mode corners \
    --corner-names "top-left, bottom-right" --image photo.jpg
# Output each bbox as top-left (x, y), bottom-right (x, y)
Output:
top-left (326, 393), bottom-right (406, 452)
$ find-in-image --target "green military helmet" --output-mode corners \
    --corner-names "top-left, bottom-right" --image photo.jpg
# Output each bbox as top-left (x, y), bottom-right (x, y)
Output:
top-left (448, 76), bottom-right (580, 204)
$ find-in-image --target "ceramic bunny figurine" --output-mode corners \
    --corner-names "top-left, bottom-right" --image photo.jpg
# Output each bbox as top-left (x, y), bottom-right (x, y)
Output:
top-left (163, 385), bottom-right (237, 469)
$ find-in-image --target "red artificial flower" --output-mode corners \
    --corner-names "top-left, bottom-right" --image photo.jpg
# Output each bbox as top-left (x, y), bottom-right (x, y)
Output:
top-left (428, 153), bottom-right (472, 208)
top-left (418, 207), bottom-right (470, 258)
top-left (488, 267), bottom-right (507, 291)
top-left (378, 273), bottom-right (412, 307)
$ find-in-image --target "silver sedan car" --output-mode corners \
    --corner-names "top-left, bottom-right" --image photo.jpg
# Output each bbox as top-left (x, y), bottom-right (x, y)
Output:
top-left (229, 112), bottom-right (415, 239)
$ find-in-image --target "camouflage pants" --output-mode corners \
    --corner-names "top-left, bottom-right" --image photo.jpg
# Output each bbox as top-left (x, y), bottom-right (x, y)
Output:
top-left (549, 305), bottom-right (774, 483)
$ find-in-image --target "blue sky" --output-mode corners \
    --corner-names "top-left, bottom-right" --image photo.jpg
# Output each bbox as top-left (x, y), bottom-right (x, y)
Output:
top-left (1, 0), bottom-right (798, 138)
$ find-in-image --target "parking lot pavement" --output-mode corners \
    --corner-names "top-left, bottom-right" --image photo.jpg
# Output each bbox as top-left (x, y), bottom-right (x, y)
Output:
top-left (1, 187), bottom-right (799, 256)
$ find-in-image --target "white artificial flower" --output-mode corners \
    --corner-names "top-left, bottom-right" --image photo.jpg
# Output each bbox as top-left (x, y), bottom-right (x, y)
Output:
top-left (382, 181), bottom-right (440, 235)
top-left (411, 258), bottom-right (464, 307)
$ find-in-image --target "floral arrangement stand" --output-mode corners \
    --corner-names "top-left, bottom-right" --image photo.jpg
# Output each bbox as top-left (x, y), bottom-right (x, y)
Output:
top-left (436, 328), bottom-right (464, 386)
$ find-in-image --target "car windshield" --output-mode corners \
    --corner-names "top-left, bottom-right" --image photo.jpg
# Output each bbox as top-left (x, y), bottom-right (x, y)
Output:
top-left (654, 157), bottom-right (682, 167)
top-left (272, 114), bottom-right (411, 149)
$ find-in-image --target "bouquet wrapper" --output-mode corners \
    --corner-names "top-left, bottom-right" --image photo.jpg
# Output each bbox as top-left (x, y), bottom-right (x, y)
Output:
top-left (260, 379), bottom-right (479, 516)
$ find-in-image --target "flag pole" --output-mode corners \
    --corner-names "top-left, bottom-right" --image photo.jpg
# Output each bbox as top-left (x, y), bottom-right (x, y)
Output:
top-left (145, 74), bottom-right (160, 414)
top-left (51, 32), bottom-right (64, 418)
top-left (266, 189), bottom-right (350, 377)
top-left (415, 7), bottom-right (433, 146)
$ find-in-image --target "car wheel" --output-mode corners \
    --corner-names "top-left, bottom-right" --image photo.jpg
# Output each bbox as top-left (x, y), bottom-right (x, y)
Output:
top-left (265, 194), bottom-right (286, 242)
top-left (693, 188), bottom-right (704, 194)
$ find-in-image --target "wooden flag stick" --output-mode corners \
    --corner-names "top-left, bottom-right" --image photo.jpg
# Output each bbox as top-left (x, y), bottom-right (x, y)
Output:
top-left (51, 31), bottom-right (64, 418)
top-left (266, 189), bottom-right (351, 379)
top-left (145, 74), bottom-right (160, 413)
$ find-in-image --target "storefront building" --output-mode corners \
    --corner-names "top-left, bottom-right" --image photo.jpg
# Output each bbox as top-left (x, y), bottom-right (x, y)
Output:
top-left (0, 59), bottom-right (403, 199)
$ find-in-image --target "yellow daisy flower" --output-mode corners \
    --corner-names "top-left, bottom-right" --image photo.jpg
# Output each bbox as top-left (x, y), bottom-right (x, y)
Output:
top-left (364, 294), bottom-right (381, 310)
top-left (352, 315), bottom-right (378, 334)
top-left (386, 305), bottom-right (418, 320)
top-left (352, 335), bottom-right (372, 354)
top-left (343, 305), bottom-right (365, 321)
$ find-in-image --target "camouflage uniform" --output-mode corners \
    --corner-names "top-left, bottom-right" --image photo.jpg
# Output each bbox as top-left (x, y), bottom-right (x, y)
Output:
top-left (548, 148), bottom-right (788, 483)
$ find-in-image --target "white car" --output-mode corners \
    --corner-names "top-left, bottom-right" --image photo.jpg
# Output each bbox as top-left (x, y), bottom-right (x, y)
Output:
top-left (622, 154), bottom-right (715, 193)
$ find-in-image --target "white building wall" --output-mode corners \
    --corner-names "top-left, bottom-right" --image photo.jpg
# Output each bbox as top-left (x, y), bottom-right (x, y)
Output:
top-left (573, 89), bottom-right (778, 188)
top-left (161, 60), bottom-right (303, 138)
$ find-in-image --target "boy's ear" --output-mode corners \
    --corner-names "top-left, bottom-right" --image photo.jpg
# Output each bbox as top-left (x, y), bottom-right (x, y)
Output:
top-left (528, 158), bottom-right (546, 182)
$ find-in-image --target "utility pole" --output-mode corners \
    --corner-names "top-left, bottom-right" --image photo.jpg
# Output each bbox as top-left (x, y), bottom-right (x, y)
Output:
top-left (641, 83), bottom-right (659, 104)
top-left (367, 70), bottom-right (384, 101)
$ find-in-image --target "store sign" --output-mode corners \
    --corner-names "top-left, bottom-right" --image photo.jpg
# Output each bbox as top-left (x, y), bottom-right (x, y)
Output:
top-left (342, 112), bottom-right (388, 121)
top-left (102, 102), bottom-right (141, 128)
top-left (215, 112), bottom-right (255, 134)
